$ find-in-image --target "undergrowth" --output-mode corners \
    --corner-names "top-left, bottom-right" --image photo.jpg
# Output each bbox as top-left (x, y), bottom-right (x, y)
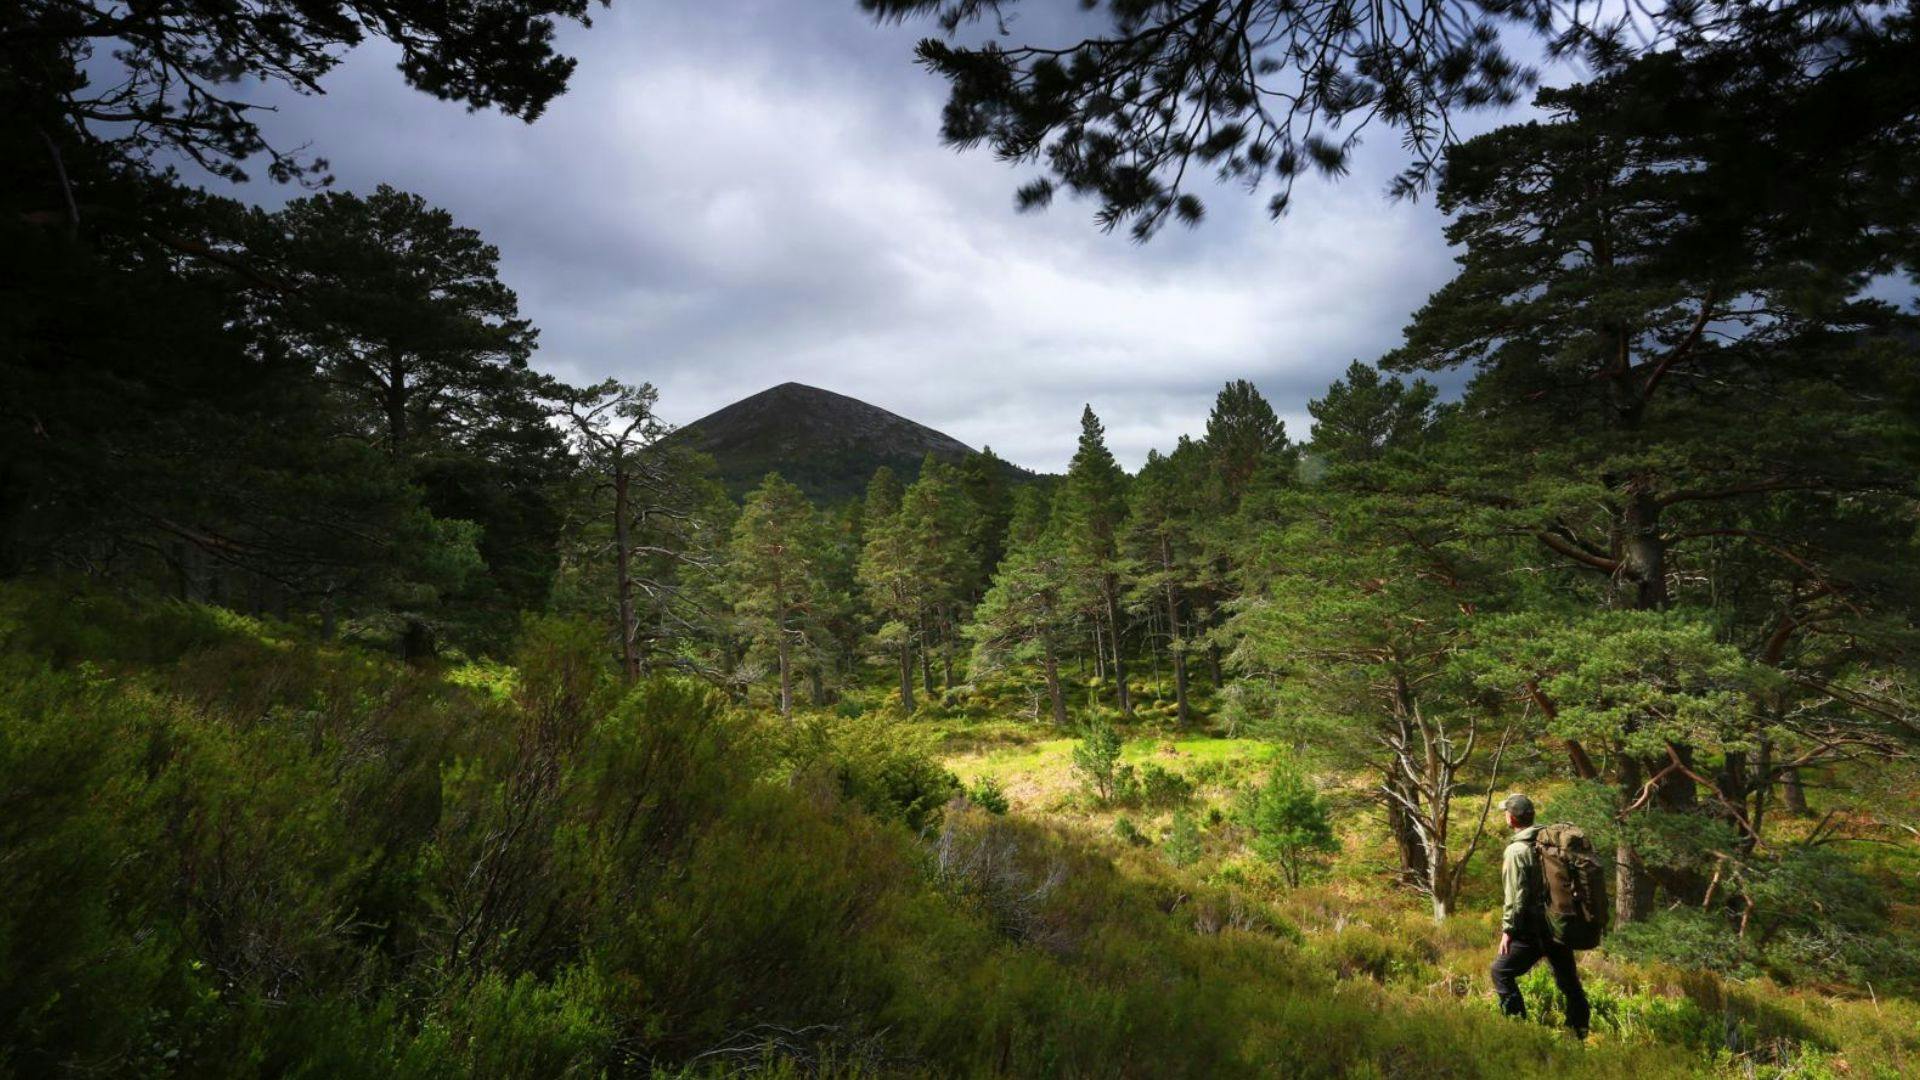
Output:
top-left (2, 582), bottom-right (1912, 1076)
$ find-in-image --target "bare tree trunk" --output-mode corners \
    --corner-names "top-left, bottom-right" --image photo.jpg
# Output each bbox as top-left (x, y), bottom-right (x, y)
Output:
top-left (1385, 787), bottom-right (1430, 889)
top-left (1162, 536), bottom-right (1190, 727)
top-left (1385, 697), bottom-right (1432, 890)
top-left (1426, 751), bottom-right (1455, 924)
top-left (1430, 854), bottom-right (1453, 923)
top-left (942, 617), bottom-right (956, 688)
top-left (1042, 638), bottom-right (1068, 727)
top-left (1104, 574), bottom-right (1132, 716)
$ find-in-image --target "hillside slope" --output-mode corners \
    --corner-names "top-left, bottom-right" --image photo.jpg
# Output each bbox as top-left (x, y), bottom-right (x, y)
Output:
top-left (0, 584), bottom-right (1710, 1078)
top-left (673, 382), bottom-right (1028, 500)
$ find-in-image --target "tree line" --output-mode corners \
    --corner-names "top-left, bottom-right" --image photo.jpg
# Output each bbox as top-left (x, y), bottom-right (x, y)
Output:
top-left (686, 51), bottom-right (1920, 940)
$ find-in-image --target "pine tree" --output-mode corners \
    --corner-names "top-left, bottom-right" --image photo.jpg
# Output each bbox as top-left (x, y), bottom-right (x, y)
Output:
top-left (1125, 438), bottom-right (1208, 726)
top-left (1225, 482), bottom-right (1514, 918)
top-left (1306, 362), bottom-right (1441, 466)
top-left (20, 0), bottom-right (606, 187)
top-left (863, 465), bottom-right (904, 525)
top-left (728, 473), bottom-right (830, 719)
top-left (1384, 61), bottom-right (1920, 921)
top-left (969, 516), bottom-right (1078, 727)
top-left (884, 457), bottom-right (974, 696)
top-left (1189, 379), bottom-right (1294, 692)
top-left (259, 184), bottom-right (568, 652)
top-left (1236, 761), bottom-right (1340, 889)
top-left (956, 447), bottom-right (1016, 601)
top-left (1054, 406), bottom-right (1133, 716)
top-left (555, 380), bottom-right (715, 683)
top-left (1204, 379), bottom-right (1291, 499)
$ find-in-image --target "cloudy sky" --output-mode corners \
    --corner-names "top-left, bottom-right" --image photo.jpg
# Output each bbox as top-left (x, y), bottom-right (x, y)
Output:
top-left (212, 1), bottom-right (1539, 472)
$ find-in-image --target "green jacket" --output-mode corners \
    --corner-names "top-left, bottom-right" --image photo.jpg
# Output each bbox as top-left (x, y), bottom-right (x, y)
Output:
top-left (1500, 825), bottom-right (1547, 939)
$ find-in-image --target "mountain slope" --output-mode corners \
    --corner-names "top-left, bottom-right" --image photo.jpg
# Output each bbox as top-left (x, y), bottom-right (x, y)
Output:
top-left (673, 382), bottom-right (1026, 500)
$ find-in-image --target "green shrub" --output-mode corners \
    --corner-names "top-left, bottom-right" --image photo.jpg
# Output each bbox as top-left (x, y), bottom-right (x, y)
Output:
top-left (1607, 909), bottom-right (1758, 980)
top-left (966, 774), bottom-right (1011, 814)
top-left (1190, 759), bottom-right (1229, 786)
top-left (1235, 761), bottom-right (1339, 887)
top-left (785, 712), bottom-right (961, 832)
top-left (1163, 808), bottom-right (1204, 867)
top-left (1139, 762), bottom-right (1195, 807)
top-left (1306, 925), bottom-right (1431, 986)
top-left (1071, 716), bottom-right (1125, 804)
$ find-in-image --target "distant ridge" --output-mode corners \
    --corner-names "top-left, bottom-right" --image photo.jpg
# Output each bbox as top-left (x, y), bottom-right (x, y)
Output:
top-left (672, 382), bottom-right (1028, 501)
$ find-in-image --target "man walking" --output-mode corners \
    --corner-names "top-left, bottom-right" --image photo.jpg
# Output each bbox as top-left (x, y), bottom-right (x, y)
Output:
top-left (1490, 793), bottom-right (1590, 1038)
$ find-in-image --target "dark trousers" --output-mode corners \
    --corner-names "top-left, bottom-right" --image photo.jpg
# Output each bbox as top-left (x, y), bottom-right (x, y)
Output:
top-left (1491, 937), bottom-right (1590, 1034)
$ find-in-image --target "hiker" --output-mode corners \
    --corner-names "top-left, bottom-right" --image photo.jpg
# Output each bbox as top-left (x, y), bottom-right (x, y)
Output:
top-left (1490, 793), bottom-right (1591, 1038)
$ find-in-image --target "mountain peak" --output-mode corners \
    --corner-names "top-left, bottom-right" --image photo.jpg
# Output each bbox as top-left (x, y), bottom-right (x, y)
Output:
top-left (674, 383), bottom-right (1023, 501)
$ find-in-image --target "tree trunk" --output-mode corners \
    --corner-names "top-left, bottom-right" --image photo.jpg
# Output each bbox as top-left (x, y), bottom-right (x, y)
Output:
top-left (1648, 745), bottom-right (1707, 903)
top-left (920, 627), bottom-right (935, 698)
top-left (1607, 487), bottom-right (1680, 918)
top-left (1747, 737), bottom-right (1772, 847)
top-left (809, 665), bottom-right (826, 707)
top-left (1208, 643), bottom-right (1223, 689)
top-left (1042, 638), bottom-right (1068, 727)
top-left (1430, 852), bottom-right (1453, 924)
top-left (776, 633), bottom-right (793, 719)
top-left (1719, 750), bottom-right (1760, 852)
top-left (1614, 753), bottom-right (1655, 923)
top-left (1426, 747), bottom-right (1455, 924)
top-left (898, 642), bottom-right (916, 714)
top-left (612, 470), bottom-right (639, 683)
top-left (1103, 574), bottom-right (1132, 716)
top-left (1616, 840), bottom-right (1654, 924)
top-left (382, 354), bottom-right (410, 453)
top-left (1385, 775), bottom-right (1430, 890)
top-left (1162, 536), bottom-right (1190, 727)
top-left (1781, 767), bottom-right (1809, 816)
top-left (1615, 482), bottom-right (1669, 610)
top-left (942, 618), bottom-right (956, 689)
top-left (401, 618), bottom-right (434, 665)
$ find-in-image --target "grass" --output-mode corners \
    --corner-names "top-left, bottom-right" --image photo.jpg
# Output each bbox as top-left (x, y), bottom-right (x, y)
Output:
top-left (900, 683), bottom-right (1920, 1079)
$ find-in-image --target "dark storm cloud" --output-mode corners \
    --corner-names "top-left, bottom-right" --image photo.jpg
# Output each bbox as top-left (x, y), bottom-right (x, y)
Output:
top-left (206, 0), bottom-right (1500, 472)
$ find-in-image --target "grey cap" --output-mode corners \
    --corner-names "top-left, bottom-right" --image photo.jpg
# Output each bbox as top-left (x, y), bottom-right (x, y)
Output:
top-left (1499, 793), bottom-right (1535, 817)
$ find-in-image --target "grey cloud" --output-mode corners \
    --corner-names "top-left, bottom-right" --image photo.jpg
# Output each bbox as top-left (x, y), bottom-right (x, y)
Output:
top-left (202, 0), bottom-right (1508, 473)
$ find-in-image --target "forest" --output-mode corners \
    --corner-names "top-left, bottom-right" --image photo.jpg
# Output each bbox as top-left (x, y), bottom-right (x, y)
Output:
top-left (5, 0), bottom-right (1920, 1077)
